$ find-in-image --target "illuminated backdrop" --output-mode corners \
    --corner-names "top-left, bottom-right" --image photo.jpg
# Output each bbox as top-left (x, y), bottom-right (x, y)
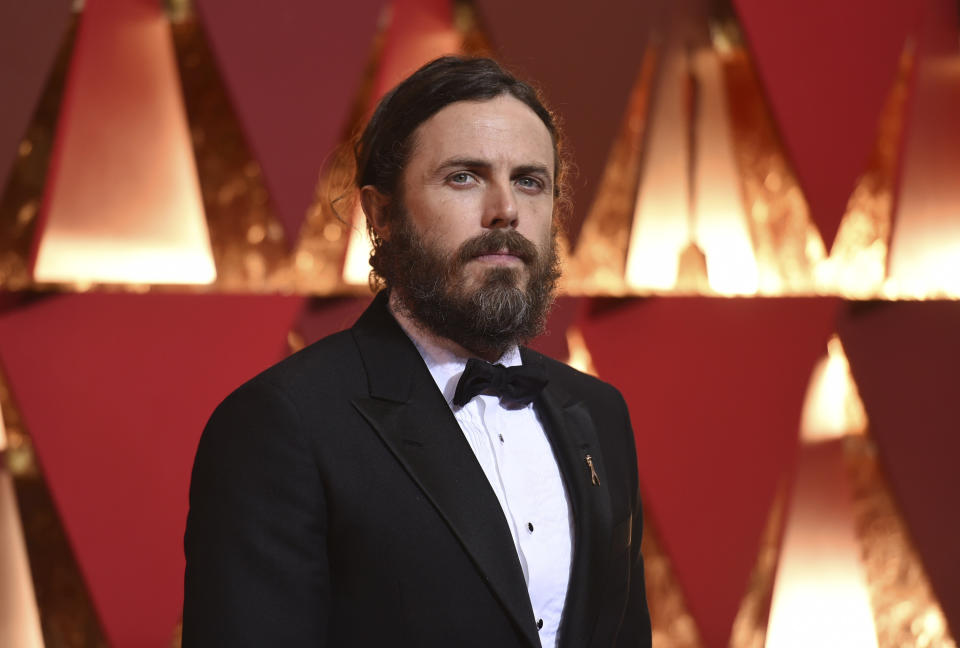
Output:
top-left (0, 0), bottom-right (958, 647)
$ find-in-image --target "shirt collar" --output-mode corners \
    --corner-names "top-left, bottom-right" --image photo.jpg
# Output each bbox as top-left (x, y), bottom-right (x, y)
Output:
top-left (388, 292), bottom-right (521, 407)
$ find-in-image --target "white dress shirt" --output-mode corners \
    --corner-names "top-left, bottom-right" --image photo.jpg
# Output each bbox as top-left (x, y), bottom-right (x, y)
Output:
top-left (390, 299), bottom-right (573, 648)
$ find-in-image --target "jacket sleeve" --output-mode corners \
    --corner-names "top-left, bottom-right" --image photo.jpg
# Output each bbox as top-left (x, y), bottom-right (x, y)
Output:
top-left (182, 379), bottom-right (329, 646)
top-left (615, 392), bottom-right (653, 648)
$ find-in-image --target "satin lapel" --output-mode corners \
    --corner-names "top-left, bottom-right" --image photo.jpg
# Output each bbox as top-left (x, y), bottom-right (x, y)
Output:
top-left (527, 352), bottom-right (613, 648)
top-left (349, 294), bottom-right (540, 648)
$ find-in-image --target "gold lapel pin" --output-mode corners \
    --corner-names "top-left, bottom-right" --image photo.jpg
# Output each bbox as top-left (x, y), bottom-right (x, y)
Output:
top-left (585, 454), bottom-right (600, 486)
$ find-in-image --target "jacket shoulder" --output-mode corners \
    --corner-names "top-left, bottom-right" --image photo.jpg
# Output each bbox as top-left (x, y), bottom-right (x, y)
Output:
top-left (219, 329), bottom-right (365, 414)
top-left (526, 348), bottom-right (625, 406)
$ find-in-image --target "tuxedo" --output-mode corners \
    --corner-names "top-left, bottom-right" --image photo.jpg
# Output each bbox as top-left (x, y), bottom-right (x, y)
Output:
top-left (183, 291), bottom-right (651, 647)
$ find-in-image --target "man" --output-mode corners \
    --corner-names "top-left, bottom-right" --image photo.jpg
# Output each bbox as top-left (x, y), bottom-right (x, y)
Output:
top-left (183, 56), bottom-right (651, 647)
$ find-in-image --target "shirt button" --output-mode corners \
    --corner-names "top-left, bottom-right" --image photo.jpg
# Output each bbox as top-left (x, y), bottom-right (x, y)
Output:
top-left (527, 522), bottom-right (534, 533)
top-left (537, 618), bottom-right (544, 630)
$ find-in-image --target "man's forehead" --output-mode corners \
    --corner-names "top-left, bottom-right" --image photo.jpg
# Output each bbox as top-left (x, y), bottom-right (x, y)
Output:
top-left (409, 96), bottom-right (555, 173)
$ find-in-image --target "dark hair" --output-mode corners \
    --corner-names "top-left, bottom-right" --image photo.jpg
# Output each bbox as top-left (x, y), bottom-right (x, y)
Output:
top-left (354, 56), bottom-right (564, 199)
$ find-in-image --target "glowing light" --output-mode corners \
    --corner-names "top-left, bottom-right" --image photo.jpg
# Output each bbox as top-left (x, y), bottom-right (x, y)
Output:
top-left (766, 340), bottom-right (877, 648)
top-left (800, 336), bottom-right (868, 443)
top-left (886, 57), bottom-right (960, 299)
top-left (35, 238), bottom-right (215, 285)
top-left (888, 243), bottom-right (960, 299)
top-left (33, 1), bottom-right (215, 285)
top-left (564, 326), bottom-right (597, 376)
top-left (295, 250), bottom-right (315, 272)
top-left (714, 49), bottom-right (826, 296)
top-left (766, 439), bottom-right (879, 648)
top-left (625, 45), bottom-right (689, 291)
top-left (246, 224), bottom-right (266, 245)
top-left (626, 46), bottom-right (757, 294)
top-left (691, 50), bottom-right (758, 295)
top-left (323, 223), bottom-right (343, 243)
top-left (767, 559), bottom-right (878, 648)
top-left (342, 205), bottom-right (373, 287)
top-left (0, 472), bottom-right (44, 648)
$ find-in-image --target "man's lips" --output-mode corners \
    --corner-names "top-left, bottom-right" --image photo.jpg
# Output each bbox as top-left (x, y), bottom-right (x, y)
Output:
top-left (472, 250), bottom-right (525, 265)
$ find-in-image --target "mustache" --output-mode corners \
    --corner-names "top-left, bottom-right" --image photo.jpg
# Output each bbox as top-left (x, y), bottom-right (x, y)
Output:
top-left (455, 230), bottom-right (538, 266)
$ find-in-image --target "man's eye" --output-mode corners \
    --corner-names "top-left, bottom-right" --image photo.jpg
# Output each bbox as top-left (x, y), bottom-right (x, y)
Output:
top-left (449, 172), bottom-right (474, 184)
top-left (516, 176), bottom-right (543, 191)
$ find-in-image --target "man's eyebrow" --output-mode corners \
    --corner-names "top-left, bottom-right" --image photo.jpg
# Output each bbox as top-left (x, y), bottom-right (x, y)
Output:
top-left (512, 163), bottom-right (552, 179)
top-left (435, 158), bottom-right (553, 179)
top-left (435, 157), bottom-right (492, 172)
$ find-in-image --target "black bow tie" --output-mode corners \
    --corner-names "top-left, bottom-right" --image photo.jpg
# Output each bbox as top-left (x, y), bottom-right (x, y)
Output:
top-left (453, 358), bottom-right (549, 407)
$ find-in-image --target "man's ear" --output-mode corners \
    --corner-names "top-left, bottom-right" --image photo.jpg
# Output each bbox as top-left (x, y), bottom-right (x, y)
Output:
top-left (359, 185), bottom-right (392, 240)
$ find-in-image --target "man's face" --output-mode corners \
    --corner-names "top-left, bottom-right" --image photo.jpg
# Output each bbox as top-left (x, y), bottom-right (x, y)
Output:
top-left (375, 95), bottom-right (560, 359)
top-left (399, 94), bottom-right (556, 293)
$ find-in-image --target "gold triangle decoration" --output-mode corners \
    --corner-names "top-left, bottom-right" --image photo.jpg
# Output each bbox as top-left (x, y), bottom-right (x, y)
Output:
top-left (884, 46), bottom-right (960, 299)
top-left (817, 45), bottom-right (914, 296)
top-left (170, 12), bottom-right (334, 293)
top-left (767, 444), bottom-right (877, 645)
top-left (642, 519), bottom-right (704, 648)
top-left (0, 364), bottom-right (108, 647)
top-left (32, 0), bottom-right (216, 286)
top-left (566, 47), bottom-right (657, 296)
top-left (0, 18), bottom-right (79, 292)
top-left (455, 0), bottom-right (496, 58)
top-left (624, 35), bottom-right (760, 296)
top-left (764, 336), bottom-right (957, 647)
top-left (0, 465), bottom-right (43, 647)
top-left (563, 325), bottom-right (597, 377)
top-left (567, 8), bottom-right (778, 297)
top-left (294, 0), bottom-right (392, 296)
top-left (540, 8), bottom-right (918, 300)
top-left (728, 482), bottom-right (787, 648)
top-left (764, 338), bottom-right (877, 647)
top-left (720, 24), bottom-right (915, 298)
top-left (169, 620), bottom-right (182, 648)
top-left (844, 435), bottom-right (958, 648)
top-left (718, 28), bottom-right (824, 295)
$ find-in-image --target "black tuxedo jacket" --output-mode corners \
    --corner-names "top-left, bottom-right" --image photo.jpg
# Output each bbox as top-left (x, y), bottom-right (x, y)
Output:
top-left (183, 292), bottom-right (651, 647)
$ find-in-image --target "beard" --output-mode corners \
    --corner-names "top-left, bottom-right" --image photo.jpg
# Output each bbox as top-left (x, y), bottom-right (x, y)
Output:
top-left (374, 210), bottom-right (561, 359)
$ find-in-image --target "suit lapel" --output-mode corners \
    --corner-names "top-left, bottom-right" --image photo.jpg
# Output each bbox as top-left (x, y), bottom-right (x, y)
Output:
top-left (349, 294), bottom-right (540, 648)
top-left (524, 350), bottom-right (613, 648)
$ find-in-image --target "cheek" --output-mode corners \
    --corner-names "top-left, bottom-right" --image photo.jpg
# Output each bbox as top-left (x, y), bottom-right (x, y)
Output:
top-left (520, 200), bottom-right (554, 244)
top-left (409, 190), bottom-right (474, 230)
top-left (427, 199), bottom-right (483, 245)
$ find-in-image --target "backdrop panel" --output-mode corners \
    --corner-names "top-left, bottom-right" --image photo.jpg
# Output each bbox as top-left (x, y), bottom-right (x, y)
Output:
top-left (733, 0), bottom-right (920, 250)
top-left (0, 292), bottom-right (305, 647)
top-left (194, 0), bottom-right (385, 245)
top-left (580, 296), bottom-right (839, 647)
top-left (0, 1), bottom-right (73, 194)
top-left (838, 300), bottom-right (960, 638)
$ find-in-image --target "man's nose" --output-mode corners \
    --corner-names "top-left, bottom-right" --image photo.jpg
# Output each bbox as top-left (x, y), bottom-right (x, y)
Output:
top-left (481, 181), bottom-right (519, 229)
